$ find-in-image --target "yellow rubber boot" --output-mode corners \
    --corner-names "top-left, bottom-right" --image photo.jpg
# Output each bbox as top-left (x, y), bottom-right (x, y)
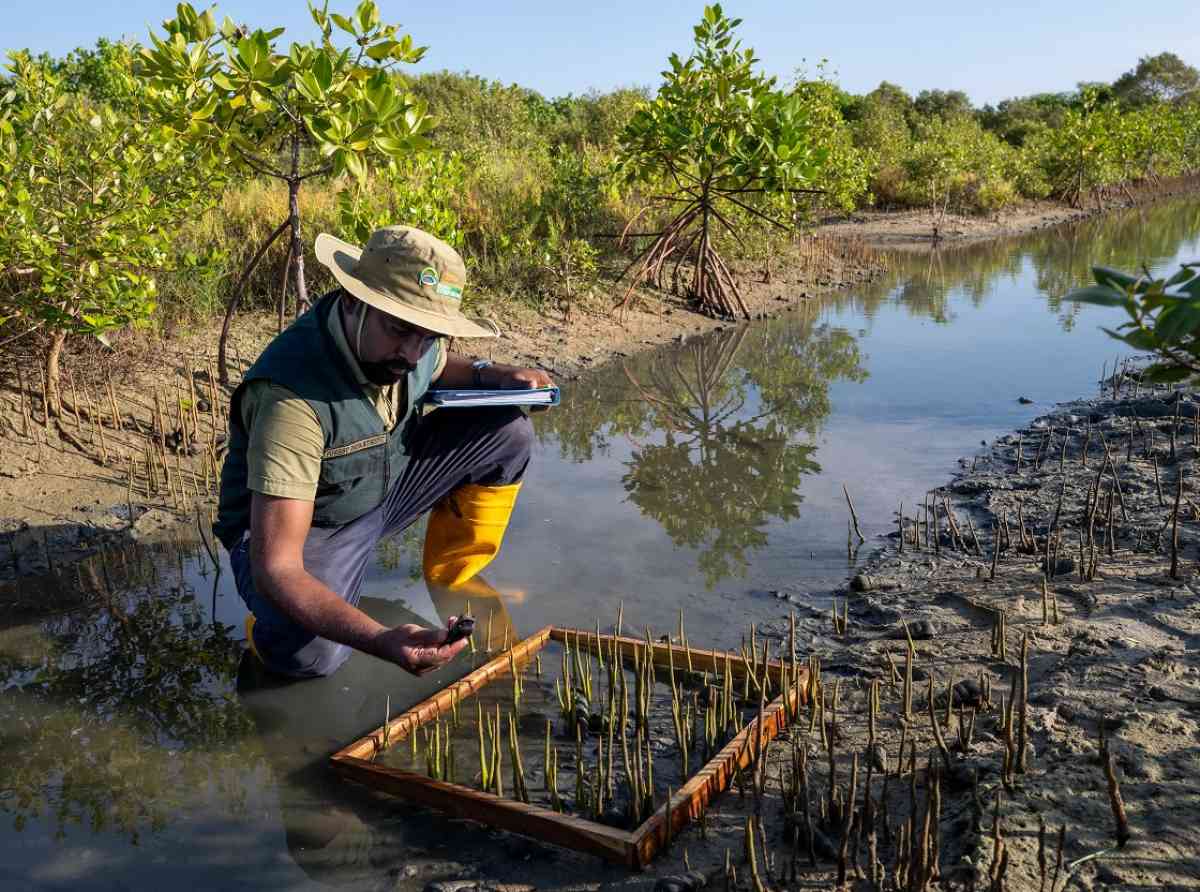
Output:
top-left (422, 482), bottom-right (522, 587)
top-left (244, 613), bottom-right (263, 663)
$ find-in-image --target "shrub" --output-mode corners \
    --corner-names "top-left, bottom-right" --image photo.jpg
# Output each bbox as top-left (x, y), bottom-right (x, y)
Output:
top-left (790, 76), bottom-right (872, 214)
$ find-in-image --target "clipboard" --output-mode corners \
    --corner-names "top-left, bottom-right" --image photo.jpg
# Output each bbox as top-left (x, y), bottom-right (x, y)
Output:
top-left (422, 386), bottom-right (561, 409)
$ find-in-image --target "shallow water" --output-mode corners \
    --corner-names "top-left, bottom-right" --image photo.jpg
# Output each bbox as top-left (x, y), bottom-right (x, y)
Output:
top-left (2, 197), bottom-right (1198, 889)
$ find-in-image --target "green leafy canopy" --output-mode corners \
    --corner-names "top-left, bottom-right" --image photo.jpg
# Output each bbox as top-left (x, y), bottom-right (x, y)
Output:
top-left (0, 48), bottom-right (223, 341)
top-left (1065, 262), bottom-right (1200, 383)
top-left (617, 4), bottom-right (826, 194)
top-left (138, 0), bottom-right (433, 182)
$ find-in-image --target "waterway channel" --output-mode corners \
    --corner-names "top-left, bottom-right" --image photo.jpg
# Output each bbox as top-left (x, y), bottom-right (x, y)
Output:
top-left (2, 197), bottom-right (1198, 889)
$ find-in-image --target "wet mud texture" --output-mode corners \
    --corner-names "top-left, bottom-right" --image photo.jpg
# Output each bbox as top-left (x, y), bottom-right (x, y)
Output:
top-left (739, 372), bottom-right (1200, 891)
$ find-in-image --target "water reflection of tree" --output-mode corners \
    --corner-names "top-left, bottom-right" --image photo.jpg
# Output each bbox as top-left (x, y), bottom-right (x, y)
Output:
top-left (0, 546), bottom-right (257, 842)
top-left (621, 320), bottom-right (865, 586)
top-left (819, 196), bottom-right (1200, 328)
top-left (1030, 198), bottom-right (1200, 327)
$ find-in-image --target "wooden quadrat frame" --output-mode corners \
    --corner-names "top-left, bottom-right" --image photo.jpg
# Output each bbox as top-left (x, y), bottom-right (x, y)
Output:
top-left (331, 626), bottom-right (810, 867)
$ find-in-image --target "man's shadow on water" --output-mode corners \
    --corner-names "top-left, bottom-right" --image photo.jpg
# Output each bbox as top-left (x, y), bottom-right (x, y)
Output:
top-left (234, 577), bottom-right (616, 887)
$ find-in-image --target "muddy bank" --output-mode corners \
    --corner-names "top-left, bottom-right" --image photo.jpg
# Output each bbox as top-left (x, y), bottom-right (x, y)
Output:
top-left (700, 373), bottom-right (1200, 890)
top-left (820, 173), bottom-right (1200, 251)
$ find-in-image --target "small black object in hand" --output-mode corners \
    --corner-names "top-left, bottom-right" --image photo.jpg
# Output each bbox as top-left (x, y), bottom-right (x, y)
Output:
top-left (444, 616), bottom-right (475, 644)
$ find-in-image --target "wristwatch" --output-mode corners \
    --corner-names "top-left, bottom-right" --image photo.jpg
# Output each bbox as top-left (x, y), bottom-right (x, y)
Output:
top-left (471, 359), bottom-right (494, 388)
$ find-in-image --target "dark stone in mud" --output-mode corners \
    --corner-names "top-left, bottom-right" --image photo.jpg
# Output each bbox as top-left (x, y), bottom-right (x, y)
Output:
top-left (850, 573), bottom-right (899, 592)
top-left (654, 871), bottom-right (708, 892)
top-left (886, 620), bottom-right (937, 641)
top-left (907, 619), bottom-right (939, 640)
top-left (952, 679), bottom-right (985, 708)
top-left (950, 479), bottom-right (991, 495)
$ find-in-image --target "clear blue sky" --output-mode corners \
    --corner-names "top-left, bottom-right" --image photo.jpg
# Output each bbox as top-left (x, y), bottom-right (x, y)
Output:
top-left (5, 0), bottom-right (1198, 106)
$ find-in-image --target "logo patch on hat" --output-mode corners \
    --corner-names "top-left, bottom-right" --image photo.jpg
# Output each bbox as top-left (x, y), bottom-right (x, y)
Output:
top-left (418, 267), bottom-right (440, 287)
top-left (435, 282), bottom-right (463, 299)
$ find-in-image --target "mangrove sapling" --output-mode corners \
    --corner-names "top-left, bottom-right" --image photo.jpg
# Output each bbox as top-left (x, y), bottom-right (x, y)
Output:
top-left (613, 6), bottom-right (827, 318)
top-left (988, 607), bottom-right (1008, 662)
top-left (942, 494), bottom-right (965, 552)
top-left (836, 753), bottom-right (859, 886)
top-left (1099, 722), bottom-right (1132, 847)
top-left (1171, 466), bottom-right (1184, 578)
top-left (1035, 431), bottom-right (1049, 470)
top-left (508, 712), bottom-right (529, 803)
top-left (956, 706), bottom-right (977, 755)
top-left (965, 512), bottom-right (983, 556)
top-left (844, 484), bottom-right (867, 544)
top-left (903, 643), bottom-right (914, 720)
top-left (745, 816), bottom-right (766, 892)
top-left (989, 522), bottom-right (1001, 580)
top-left (1017, 633), bottom-right (1030, 773)
top-left (928, 678), bottom-right (952, 770)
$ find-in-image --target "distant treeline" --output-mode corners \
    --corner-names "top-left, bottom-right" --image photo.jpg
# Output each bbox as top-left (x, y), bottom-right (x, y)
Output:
top-left (15, 39), bottom-right (1200, 324)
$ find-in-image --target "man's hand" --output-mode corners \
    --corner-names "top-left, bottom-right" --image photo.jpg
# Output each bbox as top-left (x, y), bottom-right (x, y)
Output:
top-left (499, 366), bottom-right (554, 390)
top-left (374, 616), bottom-right (470, 676)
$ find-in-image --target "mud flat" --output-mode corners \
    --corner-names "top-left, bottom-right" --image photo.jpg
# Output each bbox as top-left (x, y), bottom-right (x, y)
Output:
top-left (709, 370), bottom-right (1200, 891)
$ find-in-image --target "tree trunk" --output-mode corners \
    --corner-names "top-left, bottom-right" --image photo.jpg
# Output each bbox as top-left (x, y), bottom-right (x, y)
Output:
top-left (277, 237), bottom-right (293, 334)
top-left (216, 218), bottom-right (290, 385)
top-left (288, 133), bottom-right (310, 318)
top-left (46, 329), bottom-right (66, 420)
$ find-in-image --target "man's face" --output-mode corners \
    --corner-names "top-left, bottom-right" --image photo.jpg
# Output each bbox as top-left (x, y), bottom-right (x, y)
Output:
top-left (344, 297), bottom-right (439, 386)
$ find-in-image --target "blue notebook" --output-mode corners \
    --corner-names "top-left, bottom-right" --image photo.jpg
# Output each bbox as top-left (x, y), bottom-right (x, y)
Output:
top-left (423, 386), bottom-right (560, 409)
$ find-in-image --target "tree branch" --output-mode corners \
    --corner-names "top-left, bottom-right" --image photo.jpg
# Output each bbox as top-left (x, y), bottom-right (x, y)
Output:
top-left (719, 192), bottom-right (794, 231)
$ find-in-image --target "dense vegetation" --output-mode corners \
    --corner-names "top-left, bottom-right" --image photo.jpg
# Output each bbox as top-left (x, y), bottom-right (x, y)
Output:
top-left (1, 2), bottom-right (1198, 390)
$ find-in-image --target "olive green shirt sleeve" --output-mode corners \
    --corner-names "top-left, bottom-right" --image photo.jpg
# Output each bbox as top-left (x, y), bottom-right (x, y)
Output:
top-left (240, 379), bottom-right (324, 501)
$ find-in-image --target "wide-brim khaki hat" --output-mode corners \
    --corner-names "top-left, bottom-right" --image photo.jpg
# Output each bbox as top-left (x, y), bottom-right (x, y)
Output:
top-left (315, 226), bottom-right (498, 339)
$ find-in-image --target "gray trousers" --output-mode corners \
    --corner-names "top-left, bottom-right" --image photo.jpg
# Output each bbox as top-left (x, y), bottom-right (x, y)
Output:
top-left (230, 407), bottom-right (533, 677)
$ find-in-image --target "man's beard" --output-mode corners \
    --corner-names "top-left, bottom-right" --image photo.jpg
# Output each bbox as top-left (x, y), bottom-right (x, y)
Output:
top-left (359, 359), bottom-right (414, 386)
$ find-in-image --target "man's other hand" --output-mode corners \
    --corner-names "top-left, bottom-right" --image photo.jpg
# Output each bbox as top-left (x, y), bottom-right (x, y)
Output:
top-left (501, 367), bottom-right (554, 390)
top-left (378, 616), bottom-right (470, 676)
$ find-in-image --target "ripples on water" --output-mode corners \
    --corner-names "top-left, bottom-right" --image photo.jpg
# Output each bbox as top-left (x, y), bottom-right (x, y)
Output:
top-left (1, 198), bottom-right (1198, 888)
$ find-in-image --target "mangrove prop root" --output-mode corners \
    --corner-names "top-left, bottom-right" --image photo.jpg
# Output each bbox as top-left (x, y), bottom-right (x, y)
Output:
top-left (1099, 725), bottom-right (1132, 847)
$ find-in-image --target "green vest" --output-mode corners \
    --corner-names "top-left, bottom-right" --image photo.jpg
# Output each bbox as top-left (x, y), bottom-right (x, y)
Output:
top-left (214, 292), bottom-right (440, 550)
